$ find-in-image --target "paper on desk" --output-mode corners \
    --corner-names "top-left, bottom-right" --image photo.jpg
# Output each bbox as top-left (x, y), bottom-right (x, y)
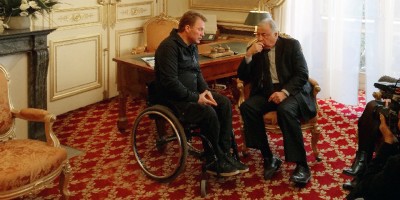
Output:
top-left (141, 56), bottom-right (155, 68)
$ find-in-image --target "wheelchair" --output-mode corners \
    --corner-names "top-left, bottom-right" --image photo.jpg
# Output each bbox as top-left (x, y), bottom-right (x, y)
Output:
top-left (132, 82), bottom-right (241, 197)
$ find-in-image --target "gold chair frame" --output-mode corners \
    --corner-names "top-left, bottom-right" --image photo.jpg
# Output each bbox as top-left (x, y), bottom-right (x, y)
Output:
top-left (0, 65), bottom-right (71, 199)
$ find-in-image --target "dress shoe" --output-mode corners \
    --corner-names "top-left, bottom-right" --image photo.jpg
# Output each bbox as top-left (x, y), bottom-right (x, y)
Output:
top-left (343, 151), bottom-right (368, 176)
top-left (290, 164), bottom-right (311, 184)
top-left (342, 177), bottom-right (358, 191)
top-left (263, 156), bottom-right (282, 180)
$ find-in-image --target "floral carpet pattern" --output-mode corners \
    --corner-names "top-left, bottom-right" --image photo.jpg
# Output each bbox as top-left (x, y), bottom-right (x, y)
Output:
top-left (35, 90), bottom-right (366, 200)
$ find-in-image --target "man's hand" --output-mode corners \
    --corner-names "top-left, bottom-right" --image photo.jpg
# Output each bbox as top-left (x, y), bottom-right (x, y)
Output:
top-left (198, 90), bottom-right (218, 106)
top-left (379, 114), bottom-right (397, 144)
top-left (268, 91), bottom-right (287, 104)
top-left (246, 42), bottom-right (264, 57)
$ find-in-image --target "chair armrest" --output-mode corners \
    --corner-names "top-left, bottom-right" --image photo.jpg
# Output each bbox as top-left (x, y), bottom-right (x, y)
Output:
top-left (308, 78), bottom-right (321, 97)
top-left (11, 108), bottom-right (59, 147)
top-left (235, 78), bottom-right (245, 106)
top-left (12, 108), bottom-right (50, 122)
top-left (234, 78), bottom-right (251, 107)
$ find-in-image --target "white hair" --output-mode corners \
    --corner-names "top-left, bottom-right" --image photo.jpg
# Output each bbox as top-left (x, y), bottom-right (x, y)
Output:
top-left (258, 18), bottom-right (279, 33)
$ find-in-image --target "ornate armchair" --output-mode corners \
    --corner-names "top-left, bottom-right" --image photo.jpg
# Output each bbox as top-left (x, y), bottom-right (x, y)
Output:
top-left (236, 77), bottom-right (322, 161)
top-left (132, 13), bottom-right (179, 54)
top-left (0, 65), bottom-right (71, 199)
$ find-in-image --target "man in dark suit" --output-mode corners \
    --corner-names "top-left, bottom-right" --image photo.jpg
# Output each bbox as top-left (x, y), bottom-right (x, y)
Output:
top-left (237, 18), bottom-right (316, 185)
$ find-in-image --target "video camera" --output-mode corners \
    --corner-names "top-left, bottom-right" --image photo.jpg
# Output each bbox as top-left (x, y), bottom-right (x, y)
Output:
top-left (374, 79), bottom-right (400, 135)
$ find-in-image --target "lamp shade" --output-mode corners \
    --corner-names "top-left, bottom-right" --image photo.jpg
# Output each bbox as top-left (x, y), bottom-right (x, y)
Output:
top-left (244, 11), bottom-right (272, 26)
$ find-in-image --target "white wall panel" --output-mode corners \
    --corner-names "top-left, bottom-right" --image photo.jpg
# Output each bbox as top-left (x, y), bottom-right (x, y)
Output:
top-left (50, 35), bottom-right (102, 101)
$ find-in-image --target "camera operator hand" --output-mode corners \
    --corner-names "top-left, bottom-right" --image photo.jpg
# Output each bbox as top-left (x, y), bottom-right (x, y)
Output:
top-left (379, 114), bottom-right (399, 144)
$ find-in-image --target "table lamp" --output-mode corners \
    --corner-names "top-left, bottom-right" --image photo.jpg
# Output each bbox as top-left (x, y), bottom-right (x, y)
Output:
top-left (244, 0), bottom-right (272, 32)
top-left (244, 11), bottom-right (272, 32)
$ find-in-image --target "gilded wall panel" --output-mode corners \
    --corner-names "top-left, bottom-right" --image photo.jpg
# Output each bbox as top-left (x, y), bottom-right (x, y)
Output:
top-left (116, 1), bottom-right (154, 22)
top-left (115, 28), bottom-right (143, 58)
top-left (49, 35), bottom-right (102, 101)
top-left (51, 6), bottom-right (102, 28)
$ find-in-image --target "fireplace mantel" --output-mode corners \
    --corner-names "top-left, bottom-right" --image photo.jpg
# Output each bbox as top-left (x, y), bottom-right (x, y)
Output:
top-left (0, 27), bottom-right (55, 140)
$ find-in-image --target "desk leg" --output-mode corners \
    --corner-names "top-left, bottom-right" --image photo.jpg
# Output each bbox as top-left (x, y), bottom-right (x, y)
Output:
top-left (117, 92), bottom-right (128, 133)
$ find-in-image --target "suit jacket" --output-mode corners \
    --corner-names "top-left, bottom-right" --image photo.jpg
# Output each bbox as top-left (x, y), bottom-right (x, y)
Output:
top-left (237, 36), bottom-right (316, 121)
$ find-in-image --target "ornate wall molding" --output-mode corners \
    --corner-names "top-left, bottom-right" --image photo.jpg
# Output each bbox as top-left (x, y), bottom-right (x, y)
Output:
top-left (49, 35), bottom-right (103, 101)
top-left (51, 6), bottom-right (102, 29)
top-left (115, 28), bottom-right (143, 58)
top-left (117, 1), bottom-right (154, 22)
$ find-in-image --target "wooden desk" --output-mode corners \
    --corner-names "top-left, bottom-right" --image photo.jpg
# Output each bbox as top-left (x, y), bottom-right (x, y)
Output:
top-left (113, 40), bottom-right (248, 131)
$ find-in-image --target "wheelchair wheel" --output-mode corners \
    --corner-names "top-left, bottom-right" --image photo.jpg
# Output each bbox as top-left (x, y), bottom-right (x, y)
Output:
top-left (132, 105), bottom-right (188, 182)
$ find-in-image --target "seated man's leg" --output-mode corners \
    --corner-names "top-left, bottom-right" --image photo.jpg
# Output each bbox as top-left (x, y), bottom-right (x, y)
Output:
top-left (277, 96), bottom-right (311, 184)
top-left (343, 100), bottom-right (380, 176)
top-left (239, 95), bottom-right (272, 156)
top-left (211, 91), bottom-right (233, 152)
top-left (178, 101), bottom-right (239, 177)
top-left (211, 91), bottom-right (248, 173)
top-left (239, 94), bottom-right (281, 179)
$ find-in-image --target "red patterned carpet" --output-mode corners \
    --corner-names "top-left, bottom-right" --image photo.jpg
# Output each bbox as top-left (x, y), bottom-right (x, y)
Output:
top-left (35, 90), bottom-right (366, 200)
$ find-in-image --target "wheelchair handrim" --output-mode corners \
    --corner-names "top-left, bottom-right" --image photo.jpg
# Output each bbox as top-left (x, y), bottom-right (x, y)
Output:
top-left (132, 109), bottom-right (187, 180)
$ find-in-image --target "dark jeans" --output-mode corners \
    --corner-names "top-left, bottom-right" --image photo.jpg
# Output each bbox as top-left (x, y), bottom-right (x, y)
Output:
top-left (171, 92), bottom-right (233, 160)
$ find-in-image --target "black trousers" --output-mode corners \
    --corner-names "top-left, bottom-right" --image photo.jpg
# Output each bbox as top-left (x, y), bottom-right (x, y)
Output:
top-left (239, 93), bottom-right (307, 163)
top-left (172, 91), bottom-right (233, 160)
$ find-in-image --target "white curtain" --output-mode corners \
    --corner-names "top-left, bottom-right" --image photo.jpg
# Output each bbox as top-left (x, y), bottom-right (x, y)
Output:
top-left (282, 0), bottom-right (364, 105)
top-left (364, 0), bottom-right (400, 102)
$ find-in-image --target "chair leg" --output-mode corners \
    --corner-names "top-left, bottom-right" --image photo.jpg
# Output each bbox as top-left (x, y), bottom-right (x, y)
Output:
top-left (229, 129), bottom-right (243, 161)
top-left (311, 125), bottom-right (322, 162)
top-left (240, 127), bottom-right (249, 158)
top-left (60, 161), bottom-right (72, 200)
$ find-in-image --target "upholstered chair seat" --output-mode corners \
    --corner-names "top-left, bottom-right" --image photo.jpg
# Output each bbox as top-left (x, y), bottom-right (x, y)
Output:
top-left (0, 139), bottom-right (67, 192)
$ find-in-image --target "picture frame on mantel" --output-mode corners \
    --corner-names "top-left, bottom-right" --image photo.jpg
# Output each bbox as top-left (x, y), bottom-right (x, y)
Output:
top-left (189, 0), bottom-right (259, 12)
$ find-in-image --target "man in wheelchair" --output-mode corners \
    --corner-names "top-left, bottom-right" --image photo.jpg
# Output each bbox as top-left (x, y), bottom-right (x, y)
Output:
top-left (151, 10), bottom-right (248, 177)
